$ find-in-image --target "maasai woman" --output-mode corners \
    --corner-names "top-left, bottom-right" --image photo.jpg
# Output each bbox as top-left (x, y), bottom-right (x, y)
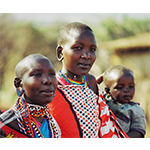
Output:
top-left (0, 54), bottom-right (61, 138)
top-left (48, 22), bottom-right (128, 138)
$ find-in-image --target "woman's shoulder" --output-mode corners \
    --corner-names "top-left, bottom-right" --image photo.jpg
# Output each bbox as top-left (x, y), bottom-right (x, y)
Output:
top-left (0, 108), bottom-right (19, 130)
top-left (86, 73), bottom-right (96, 80)
top-left (86, 74), bottom-right (98, 95)
top-left (0, 108), bottom-right (15, 121)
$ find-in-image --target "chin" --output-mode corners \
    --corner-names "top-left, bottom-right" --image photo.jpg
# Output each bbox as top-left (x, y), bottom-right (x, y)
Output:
top-left (45, 99), bottom-right (54, 104)
top-left (38, 100), bottom-right (53, 106)
top-left (80, 71), bottom-right (89, 76)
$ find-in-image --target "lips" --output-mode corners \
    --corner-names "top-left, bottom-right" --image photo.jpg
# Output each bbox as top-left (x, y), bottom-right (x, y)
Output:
top-left (40, 89), bottom-right (54, 97)
top-left (123, 95), bottom-right (132, 100)
top-left (78, 63), bottom-right (90, 68)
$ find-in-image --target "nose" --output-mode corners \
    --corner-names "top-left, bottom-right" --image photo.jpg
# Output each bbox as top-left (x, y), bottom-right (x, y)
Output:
top-left (123, 87), bottom-right (129, 93)
top-left (81, 50), bottom-right (90, 59)
top-left (42, 75), bottom-right (51, 85)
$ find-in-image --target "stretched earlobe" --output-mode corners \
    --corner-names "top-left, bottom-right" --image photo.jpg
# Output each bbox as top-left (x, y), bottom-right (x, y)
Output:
top-left (14, 77), bottom-right (24, 97)
top-left (14, 77), bottom-right (22, 88)
top-left (56, 46), bottom-right (64, 62)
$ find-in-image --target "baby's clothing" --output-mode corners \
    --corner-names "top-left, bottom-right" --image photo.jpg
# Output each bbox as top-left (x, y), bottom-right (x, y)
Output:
top-left (105, 96), bottom-right (146, 137)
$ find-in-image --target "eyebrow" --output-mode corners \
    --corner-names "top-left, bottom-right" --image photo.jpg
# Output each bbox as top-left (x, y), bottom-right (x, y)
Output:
top-left (116, 82), bottom-right (135, 86)
top-left (74, 41), bottom-right (97, 48)
top-left (73, 41), bottom-right (83, 45)
top-left (129, 82), bottom-right (135, 85)
top-left (30, 67), bottom-right (55, 73)
top-left (28, 68), bottom-right (42, 75)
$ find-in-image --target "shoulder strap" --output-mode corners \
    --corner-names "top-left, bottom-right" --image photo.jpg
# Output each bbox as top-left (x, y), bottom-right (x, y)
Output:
top-left (0, 108), bottom-right (30, 138)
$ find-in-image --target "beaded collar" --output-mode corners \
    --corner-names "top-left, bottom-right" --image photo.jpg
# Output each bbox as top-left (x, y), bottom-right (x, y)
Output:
top-left (13, 96), bottom-right (59, 138)
top-left (57, 70), bottom-right (88, 87)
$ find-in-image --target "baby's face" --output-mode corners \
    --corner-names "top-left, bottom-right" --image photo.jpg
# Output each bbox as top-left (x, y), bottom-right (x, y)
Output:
top-left (21, 57), bottom-right (58, 106)
top-left (62, 29), bottom-right (97, 76)
top-left (108, 70), bottom-right (135, 104)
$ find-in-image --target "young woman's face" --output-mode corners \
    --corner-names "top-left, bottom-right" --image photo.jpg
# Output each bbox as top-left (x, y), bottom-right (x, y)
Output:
top-left (21, 57), bottom-right (58, 106)
top-left (108, 70), bottom-right (135, 104)
top-left (61, 29), bottom-right (97, 77)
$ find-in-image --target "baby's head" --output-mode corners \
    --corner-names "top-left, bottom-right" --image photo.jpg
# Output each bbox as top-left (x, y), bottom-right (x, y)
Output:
top-left (56, 22), bottom-right (97, 77)
top-left (103, 65), bottom-right (135, 104)
top-left (14, 54), bottom-right (58, 106)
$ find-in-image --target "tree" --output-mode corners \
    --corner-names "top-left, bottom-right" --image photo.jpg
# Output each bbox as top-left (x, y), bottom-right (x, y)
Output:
top-left (94, 16), bottom-right (150, 41)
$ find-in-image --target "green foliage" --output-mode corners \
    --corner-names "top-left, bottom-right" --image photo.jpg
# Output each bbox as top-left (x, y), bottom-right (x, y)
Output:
top-left (94, 16), bottom-right (150, 41)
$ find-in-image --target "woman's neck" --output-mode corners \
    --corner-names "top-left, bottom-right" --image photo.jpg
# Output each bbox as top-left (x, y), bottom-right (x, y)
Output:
top-left (61, 69), bottom-right (83, 82)
top-left (24, 94), bottom-right (46, 107)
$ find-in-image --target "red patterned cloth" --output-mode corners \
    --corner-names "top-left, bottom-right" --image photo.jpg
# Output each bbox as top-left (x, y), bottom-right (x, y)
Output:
top-left (0, 121), bottom-right (29, 138)
top-left (48, 84), bottom-right (129, 138)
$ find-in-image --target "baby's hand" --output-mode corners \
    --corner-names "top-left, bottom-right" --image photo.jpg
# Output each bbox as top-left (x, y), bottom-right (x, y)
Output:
top-left (0, 128), bottom-right (6, 138)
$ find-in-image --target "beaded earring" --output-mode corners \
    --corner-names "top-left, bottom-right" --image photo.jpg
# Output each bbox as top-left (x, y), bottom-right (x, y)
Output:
top-left (16, 87), bottom-right (24, 97)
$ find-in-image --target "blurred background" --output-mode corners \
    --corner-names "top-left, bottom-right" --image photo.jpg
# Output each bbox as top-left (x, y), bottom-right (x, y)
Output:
top-left (0, 13), bottom-right (150, 137)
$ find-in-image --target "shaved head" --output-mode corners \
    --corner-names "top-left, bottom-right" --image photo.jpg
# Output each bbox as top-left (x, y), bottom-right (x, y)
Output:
top-left (15, 54), bottom-right (49, 79)
top-left (103, 65), bottom-right (133, 88)
top-left (57, 22), bottom-right (93, 46)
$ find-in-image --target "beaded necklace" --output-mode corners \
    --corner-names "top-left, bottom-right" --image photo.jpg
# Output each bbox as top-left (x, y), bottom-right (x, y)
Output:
top-left (13, 97), bottom-right (59, 138)
top-left (58, 70), bottom-right (88, 87)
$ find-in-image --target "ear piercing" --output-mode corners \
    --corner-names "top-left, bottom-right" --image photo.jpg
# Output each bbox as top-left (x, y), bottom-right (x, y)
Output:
top-left (16, 87), bottom-right (24, 97)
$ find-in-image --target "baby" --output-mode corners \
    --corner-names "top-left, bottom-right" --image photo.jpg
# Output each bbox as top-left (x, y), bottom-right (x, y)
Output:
top-left (0, 54), bottom-right (61, 138)
top-left (103, 65), bottom-right (146, 138)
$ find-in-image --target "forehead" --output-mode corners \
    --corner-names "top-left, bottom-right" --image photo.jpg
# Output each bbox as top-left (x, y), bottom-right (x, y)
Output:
top-left (27, 57), bottom-right (54, 70)
top-left (109, 69), bottom-right (134, 82)
top-left (66, 29), bottom-right (96, 44)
